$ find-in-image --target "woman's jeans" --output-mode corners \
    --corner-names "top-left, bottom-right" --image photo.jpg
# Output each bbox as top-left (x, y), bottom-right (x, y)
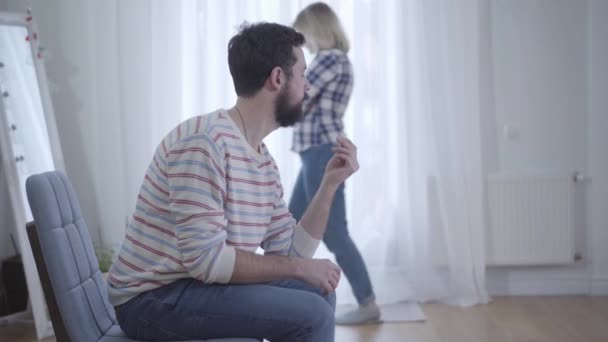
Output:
top-left (289, 143), bottom-right (375, 305)
top-left (115, 278), bottom-right (335, 341)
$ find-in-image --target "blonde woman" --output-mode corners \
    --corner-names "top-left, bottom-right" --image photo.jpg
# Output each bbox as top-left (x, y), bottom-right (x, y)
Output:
top-left (290, 2), bottom-right (380, 325)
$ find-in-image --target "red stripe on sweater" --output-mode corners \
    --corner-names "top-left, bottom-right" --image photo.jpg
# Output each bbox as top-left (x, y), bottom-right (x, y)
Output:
top-left (145, 175), bottom-right (169, 196)
top-left (133, 215), bottom-right (176, 237)
top-left (227, 241), bottom-right (260, 247)
top-left (263, 227), bottom-right (291, 242)
top-left (195, 116), bottom-right (201, 133)
top-left (176, 211), bottom-right (225, 225)
top-left (168, 173), bottom-right (226, 198)
top-left (170, 199), bottom-right (215, 210)
top-left (214, 132), bottom-right (240, 142)
top-left (138, 195), bottom-right (171, 214)
top-left (126, 235), bottom-right (183, 265)
top-left (258, 160), bottom-right (272, 168)
top-left (228, 220), bottom-right (267, 228)
top-left (168, 148), bottom-right (225, 178)
top-left (153, 157), bottom-right (169, 177)
top-left (271, 213), bottom-right (291, 221)
top-left (227, 176), bottom-right (275, 186)
top-left (227, 198), bottom-right (273, 207)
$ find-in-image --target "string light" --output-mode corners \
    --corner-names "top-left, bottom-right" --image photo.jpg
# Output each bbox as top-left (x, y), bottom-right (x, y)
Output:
top-left (22, 5), bottom-right (45, 60)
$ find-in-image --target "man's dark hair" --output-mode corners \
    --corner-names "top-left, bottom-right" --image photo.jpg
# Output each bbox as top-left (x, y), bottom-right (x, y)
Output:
top-left (228, 22), bottom-right (305, 97)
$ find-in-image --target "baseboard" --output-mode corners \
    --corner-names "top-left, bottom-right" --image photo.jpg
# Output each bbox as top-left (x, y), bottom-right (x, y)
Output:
top-left (591, 277), bottom-right (608, 295)
top-left (486, 270), bottom-right (594, 296)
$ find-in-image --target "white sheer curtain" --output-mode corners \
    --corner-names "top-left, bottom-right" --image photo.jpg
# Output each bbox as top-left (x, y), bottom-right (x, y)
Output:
top-left (400, 0), bottom-right (490, 305)
top-left (60, 0), bottom-right (489, 306)
top-left (180, 0), bottom-right (489, 306)
top-left (54, 1), bottom-right (186, 249)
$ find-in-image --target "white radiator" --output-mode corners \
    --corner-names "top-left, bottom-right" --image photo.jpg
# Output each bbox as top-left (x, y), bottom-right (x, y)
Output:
top-left (486, 174), bottom-right (576, 266)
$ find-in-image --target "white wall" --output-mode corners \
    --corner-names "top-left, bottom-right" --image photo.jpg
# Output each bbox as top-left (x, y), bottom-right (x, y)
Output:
top-left (588, 0), bottom-right (608, 294)
top-left (491, 0), bottom-right (587, 173)
top-left (486, 0), bottom-right (608, 295)
top-left (32, 0), bottom-right (105, 245)
top-left (0, 0), bottom-right (24, 12)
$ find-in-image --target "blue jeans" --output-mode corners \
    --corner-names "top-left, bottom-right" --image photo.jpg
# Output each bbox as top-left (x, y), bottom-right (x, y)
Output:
top-left (115, 278), bottom-right (335, 341)
top-left (289, 144), bottom-right (375, 305)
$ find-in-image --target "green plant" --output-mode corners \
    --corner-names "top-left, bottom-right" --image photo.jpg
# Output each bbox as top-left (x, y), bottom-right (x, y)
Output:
top-left (94, 246), bottom-right (114, 273)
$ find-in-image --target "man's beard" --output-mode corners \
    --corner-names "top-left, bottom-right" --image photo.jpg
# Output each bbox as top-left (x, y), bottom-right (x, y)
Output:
top-left (274, 85), bottom-right (303, 127)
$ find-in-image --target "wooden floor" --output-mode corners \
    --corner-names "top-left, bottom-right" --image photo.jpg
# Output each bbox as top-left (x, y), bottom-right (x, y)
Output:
top-left (1, 296), bottom-right (607, 342)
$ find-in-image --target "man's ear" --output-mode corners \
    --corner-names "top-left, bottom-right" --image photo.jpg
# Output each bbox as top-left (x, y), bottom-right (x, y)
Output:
top-left (267, 66), bottom-right (285, 91)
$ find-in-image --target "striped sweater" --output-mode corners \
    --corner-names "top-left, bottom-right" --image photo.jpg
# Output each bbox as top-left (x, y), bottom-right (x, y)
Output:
top-left (107, 110), bottom-right (320, 306)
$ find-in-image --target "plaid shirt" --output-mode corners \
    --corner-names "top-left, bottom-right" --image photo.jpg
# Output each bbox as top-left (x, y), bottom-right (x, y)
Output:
top-left (292, 49), bottom-right (353, 152)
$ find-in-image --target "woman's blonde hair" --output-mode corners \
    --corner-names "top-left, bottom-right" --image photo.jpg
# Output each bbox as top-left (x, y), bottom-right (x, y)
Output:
top-left (293, 2), bottom-right (349, 54)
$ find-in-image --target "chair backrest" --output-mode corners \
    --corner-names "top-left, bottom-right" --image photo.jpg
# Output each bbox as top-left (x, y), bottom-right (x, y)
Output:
top-left (26, 171), bottom-right (116, 342)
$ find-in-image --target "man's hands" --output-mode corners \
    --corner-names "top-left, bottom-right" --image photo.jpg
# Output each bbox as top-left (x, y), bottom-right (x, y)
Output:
top-left (323, 136), bottom-right (359, 189)
top-left (230, 252), bottom-right (342, 294)
top-left (296, 258), bottom-right (342, 294)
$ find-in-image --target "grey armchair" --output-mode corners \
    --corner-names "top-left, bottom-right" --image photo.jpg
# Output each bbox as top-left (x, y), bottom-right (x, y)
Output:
top-left (25, 171), bottom-right (257, 342)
